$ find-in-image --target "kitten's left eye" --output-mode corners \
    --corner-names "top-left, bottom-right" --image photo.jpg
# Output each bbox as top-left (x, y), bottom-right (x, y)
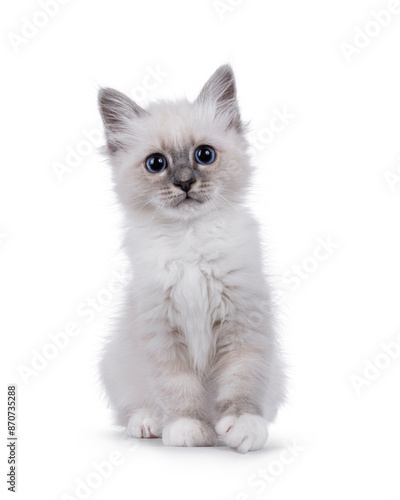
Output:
top-left (194, 145), bottom-right (216, 165)
top-left (145, 153), bottom-right (167, 173)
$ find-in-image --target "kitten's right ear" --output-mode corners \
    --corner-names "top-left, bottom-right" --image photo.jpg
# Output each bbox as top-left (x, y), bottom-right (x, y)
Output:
top-left (98, 88), bottom-right (146, 154)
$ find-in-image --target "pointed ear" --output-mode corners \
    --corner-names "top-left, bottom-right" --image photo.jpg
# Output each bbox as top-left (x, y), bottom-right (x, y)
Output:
top-left (196, 65), bottom-right (242, 132)
top-left (98, 88), bottom-right (146, 154)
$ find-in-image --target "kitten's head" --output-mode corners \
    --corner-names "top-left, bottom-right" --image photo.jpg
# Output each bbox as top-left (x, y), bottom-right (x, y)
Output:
top-left (98, 65), bottom-right (251, 221)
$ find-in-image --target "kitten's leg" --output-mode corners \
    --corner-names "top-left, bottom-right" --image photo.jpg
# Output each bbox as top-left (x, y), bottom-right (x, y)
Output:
top-left (212, 333), bottom-right (271, 453)
top-left (100, 329), bottom-right (163, 437)
top-left (148, 338), bottom-right (216, 447)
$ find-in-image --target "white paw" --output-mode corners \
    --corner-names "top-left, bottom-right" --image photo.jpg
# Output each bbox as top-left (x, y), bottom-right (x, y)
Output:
top-left (162, 418), bottom-right (217, 447)
top-left (216, 414), bottom-right (269, 453)
top-left (127, 409), bottom-right (162, 438)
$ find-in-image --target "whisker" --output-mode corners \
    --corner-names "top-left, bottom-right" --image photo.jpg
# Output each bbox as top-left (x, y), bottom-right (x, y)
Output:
top-left (144, 199), bottom-right (167, 236)
top-left (204, 195), bottom-right (224, 225)
top-left (131, 197), bottom-right (160, 217)
top-left (214, 192), bottom-right (238, 212)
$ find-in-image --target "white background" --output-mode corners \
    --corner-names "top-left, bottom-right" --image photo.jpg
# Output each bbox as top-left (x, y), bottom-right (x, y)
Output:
top-left (2, 0), bottom-right (400, 499)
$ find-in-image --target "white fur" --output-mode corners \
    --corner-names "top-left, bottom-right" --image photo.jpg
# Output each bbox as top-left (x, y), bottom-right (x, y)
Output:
top-left (127, 408), bottom-right (162, 438)
top-left (163, 418), bottom-right (216, 447)
top-left (216, 414), bottom-right (269, 453)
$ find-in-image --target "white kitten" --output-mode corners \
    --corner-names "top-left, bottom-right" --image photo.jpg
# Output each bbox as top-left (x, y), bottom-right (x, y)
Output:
top-left (98, 65), bottom-right (286, 453)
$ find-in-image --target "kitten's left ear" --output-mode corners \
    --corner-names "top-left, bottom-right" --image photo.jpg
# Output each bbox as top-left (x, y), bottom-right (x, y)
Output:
top-left (196, 65), bottom-right (242, 132)
top-left (98, 87), bottom-right (146, 154)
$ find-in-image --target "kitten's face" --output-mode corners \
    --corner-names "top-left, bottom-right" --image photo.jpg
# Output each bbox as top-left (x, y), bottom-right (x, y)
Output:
top-left (99, 65), bottom-right (251, 220)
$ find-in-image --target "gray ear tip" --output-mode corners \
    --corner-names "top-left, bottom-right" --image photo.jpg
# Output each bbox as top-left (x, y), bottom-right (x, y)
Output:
top-left (216, 65), bottom-right (237, 96)
top-left (217, 64), bottom-right (235, 79)
top-left (98, 88), bottom-right (110, 110)
top-left (98, 86), bottom-right (109, 97)
top-left (97, 87), bottom-right (146, 126)
top-left (98, 87), bottom-right (116, 104)
top-left (219, 63), bottom-right (234, 73)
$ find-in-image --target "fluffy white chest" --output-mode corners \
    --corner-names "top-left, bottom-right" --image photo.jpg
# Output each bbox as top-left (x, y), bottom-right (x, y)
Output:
top-left (131, 212), bottom-right (256, 372)
top-left (158, 232), bottom-right (229, 372)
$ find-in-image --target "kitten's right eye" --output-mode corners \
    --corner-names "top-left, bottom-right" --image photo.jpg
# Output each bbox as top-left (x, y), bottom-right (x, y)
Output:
top-left (145, 153), bottom-right (167, 173)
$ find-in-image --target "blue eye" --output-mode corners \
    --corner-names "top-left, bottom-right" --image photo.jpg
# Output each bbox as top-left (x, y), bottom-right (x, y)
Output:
top-left (194, 145), bottom-right (215, 165)
top-left (146, 153), bottom-right (167, 173)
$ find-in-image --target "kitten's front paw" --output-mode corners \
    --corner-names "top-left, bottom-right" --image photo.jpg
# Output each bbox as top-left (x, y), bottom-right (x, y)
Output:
top-left (127, 409), bottom-right (162, 438)
top-left (162, 418), bottom-right (216, 447)
top-left (216, 414), bottom-right (269, 453)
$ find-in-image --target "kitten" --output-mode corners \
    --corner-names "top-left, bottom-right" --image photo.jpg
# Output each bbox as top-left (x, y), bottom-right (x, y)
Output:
top-left (98, 65), bottom-right (286, 453)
